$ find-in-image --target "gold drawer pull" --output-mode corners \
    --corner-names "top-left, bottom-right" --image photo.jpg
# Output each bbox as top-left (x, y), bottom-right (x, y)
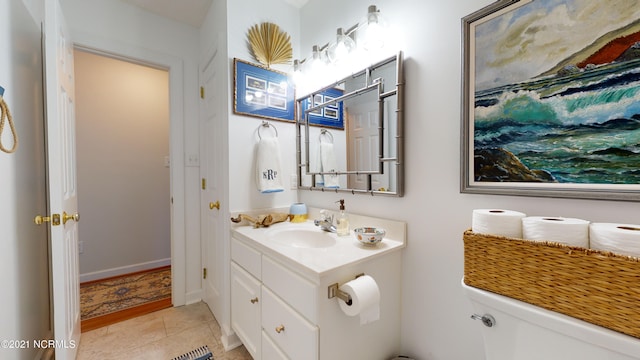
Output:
top-left (275, 325), bottom-right (285, 333)
top-left (250, 297), bottom-right (259, 304)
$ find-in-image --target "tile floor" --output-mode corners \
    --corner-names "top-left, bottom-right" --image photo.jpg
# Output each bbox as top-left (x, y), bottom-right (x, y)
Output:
top-left (77, 301), bottom-right (253, 360)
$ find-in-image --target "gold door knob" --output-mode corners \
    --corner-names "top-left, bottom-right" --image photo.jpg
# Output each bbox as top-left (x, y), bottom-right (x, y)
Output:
top-left (250, 297), bottom-right (259, 304)
top-left (275, 325), bottom-right (285, 333)
top-left (209, 201), bottom-right (220, 210)
top-left (63, 211), bottom-right (80, 225)
top-left (34, 213), bottom-right (60, 226)
top-left (34, 215), bottom-right (50, 225)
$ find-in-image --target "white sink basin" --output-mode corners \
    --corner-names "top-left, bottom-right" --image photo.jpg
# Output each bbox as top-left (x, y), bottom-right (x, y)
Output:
top-left (266, 227), bottom-right (337, 248)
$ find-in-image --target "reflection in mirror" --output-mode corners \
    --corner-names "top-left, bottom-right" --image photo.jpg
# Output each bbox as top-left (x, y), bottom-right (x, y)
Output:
top-left (296, 52), bottom-right (404, 196)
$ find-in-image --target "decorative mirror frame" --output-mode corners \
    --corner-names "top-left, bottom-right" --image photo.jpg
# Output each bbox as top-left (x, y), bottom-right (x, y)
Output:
top-left (296, 52), bottom-right (404, 196)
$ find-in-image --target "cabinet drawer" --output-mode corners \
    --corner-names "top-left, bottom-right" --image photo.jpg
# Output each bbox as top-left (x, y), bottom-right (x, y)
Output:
top-left (232, 237), bottom-right (261, 279)
top-left (262, 286), bottom-right (318, 360)
top-left (262, 256), bottom-right (317, 323)
top-left (262, 330), bottom-right (288, 360)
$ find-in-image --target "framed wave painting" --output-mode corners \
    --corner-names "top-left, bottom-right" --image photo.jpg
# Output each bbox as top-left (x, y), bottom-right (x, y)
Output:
top-left (461, 0), bottom-right (640, 201)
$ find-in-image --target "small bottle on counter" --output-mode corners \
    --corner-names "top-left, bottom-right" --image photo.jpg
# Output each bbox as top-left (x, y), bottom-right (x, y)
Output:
top-left (336, 199), bottom-right (350, 236)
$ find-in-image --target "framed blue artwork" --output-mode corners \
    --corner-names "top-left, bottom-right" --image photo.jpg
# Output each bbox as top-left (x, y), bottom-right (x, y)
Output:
top-left (300, 87), bottom-right (344, 129)
top-left (233, 58), bottom-right (295, 122)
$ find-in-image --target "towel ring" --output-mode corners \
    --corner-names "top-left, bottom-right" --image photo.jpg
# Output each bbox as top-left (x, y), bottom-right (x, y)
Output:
top-left (258, 121), bottom-right (278, 139)
top-left (319, 129), bottom-right (333, 143)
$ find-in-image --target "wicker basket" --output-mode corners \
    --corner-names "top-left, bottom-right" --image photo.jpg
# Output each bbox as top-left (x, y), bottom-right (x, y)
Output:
top-left (463, 229), bottom-right (640, 339)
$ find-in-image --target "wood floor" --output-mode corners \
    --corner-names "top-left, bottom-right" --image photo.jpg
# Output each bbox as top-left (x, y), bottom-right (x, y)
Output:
top-left (80, 266), bottom-right (172, 332)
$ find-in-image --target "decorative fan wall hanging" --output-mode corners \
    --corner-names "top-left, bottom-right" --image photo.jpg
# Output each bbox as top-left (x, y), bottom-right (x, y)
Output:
top-left (247, 22), bottom-right (292, 67)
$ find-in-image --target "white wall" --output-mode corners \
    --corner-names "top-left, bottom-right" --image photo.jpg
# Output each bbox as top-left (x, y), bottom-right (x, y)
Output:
top-left (0, 1), bottom-right (51, 359)
top-left (298, 1), bottom-right (640, 359)
top-left (60, 0), bottom-right (201, 305)
top-left (74, 49), bottom-right (171, 281)
top-left (225, 0), bottom-right (301, 213)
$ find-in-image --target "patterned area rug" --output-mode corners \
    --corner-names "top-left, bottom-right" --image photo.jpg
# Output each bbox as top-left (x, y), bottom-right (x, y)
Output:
top-left (171, 345), bottom-right (213, 360)
top-left (80, 266), bottom-right (171, 320)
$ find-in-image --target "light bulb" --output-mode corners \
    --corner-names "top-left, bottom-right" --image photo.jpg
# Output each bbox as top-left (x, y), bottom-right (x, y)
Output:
top-left (308, 45), bottom-right (329, 88)
top-left (362, 5), bottom-right (387, 51)
top-left (328, 28), bottom-right (356, 63)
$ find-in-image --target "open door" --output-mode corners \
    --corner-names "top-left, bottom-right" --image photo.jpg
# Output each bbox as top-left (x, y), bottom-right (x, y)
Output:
top-left (44, 0), bottom-right (81, 357)
top-left (200, 47), bottom-right (224, 317)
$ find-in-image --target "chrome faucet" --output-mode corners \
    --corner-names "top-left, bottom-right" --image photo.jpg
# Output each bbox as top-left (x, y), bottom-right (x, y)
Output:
top-left (314, 210), bottom-right (336, 232)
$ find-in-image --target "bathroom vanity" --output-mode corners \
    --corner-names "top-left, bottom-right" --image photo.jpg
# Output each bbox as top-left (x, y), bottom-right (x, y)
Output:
top-left (230, 212), bottom-right (406, 359)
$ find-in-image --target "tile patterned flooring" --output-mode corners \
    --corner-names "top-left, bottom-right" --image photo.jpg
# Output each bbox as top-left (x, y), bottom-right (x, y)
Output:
top-left (77, 301), bottom-right (253, 360)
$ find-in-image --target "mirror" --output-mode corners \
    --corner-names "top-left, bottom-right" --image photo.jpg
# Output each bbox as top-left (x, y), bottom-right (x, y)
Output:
top-left (296, 52), bottom-right (404, 196)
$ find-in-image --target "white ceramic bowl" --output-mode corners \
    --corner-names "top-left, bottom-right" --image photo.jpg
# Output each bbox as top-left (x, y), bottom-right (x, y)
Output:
top-left (354, 227), bottom-right (386, 246)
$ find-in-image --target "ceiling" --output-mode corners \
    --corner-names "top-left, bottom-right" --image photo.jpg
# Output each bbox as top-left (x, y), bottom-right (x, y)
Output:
top-left (120, 0), bottom-right (213, 27)
top-left (120, 0), bottom-right (309, 28)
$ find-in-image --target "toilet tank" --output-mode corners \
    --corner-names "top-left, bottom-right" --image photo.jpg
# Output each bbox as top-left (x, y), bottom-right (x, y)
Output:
top-left (462, 280), bottom-right (640, 360)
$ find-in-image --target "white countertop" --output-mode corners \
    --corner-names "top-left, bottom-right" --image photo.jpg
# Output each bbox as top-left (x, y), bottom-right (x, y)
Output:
top-left (231, 217), bottom-right (406, 281)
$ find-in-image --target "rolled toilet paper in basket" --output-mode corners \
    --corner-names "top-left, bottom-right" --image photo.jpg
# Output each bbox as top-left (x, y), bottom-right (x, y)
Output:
top-left (522, 216), bottom-right (590, 248)
top-left (471, 209), bottom-right (526, 238)
top-left (338, 275), bottom-right (380, 325)
top-left (590, 223), bottom-right (640, 258)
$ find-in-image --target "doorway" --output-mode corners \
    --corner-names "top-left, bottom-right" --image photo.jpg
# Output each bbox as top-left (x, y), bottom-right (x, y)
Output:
top-left (73, 49), bottom-right (171, 324)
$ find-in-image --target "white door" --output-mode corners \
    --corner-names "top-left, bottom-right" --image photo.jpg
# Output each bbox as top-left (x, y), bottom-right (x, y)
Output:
top-left (44, 1), bottom-right (81, 358)
top-left (200, 46), bottom-right (224, 319)
top-left (346, 97), bottom-right (387, 191)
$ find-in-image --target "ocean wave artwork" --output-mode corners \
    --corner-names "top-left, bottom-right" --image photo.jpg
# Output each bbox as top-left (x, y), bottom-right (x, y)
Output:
top-left (471, 0), bottom-right (640, 185)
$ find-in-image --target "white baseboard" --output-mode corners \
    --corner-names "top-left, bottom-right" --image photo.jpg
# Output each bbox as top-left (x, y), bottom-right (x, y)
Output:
top-left (79, 258), bottom-right (171, 283)
top-left (221, 324), bottom-right (242, 351)
top-left (185, 289), bottom-right (203, 305)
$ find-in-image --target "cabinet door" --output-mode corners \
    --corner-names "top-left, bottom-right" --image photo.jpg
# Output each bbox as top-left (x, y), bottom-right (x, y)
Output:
top-left (231, 262), bottom-right (262, 359)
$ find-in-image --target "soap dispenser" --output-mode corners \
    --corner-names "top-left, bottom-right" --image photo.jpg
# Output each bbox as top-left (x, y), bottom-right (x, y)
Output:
top-left (336, 199), bottom-right (350, 236)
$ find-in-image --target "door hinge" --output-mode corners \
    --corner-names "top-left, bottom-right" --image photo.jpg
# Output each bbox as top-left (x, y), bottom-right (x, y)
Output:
top-left (200, 86), bottom-right (205, 99)
top-left (203, 268), bottom-right (207, 279)
top-left (202, 178), bottom-right (206, 190)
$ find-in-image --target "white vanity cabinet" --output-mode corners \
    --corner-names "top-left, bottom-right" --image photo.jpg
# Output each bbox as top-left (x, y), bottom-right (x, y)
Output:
top-left (230, 216), bottom-right (405, 360)
top-left (231, 237), bottom-right (320, 360)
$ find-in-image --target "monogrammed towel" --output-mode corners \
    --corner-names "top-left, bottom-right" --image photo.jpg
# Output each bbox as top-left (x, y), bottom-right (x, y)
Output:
top-left (256, 137), bottom-right (284, 193)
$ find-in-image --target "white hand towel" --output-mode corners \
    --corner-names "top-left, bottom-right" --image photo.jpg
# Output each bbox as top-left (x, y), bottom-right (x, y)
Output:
top-left (320, 142), bottom-right (340, 188)
top-left (255, 137), bottom-right (284, 193)
top-left (314, 141), bottom-right (324, 187)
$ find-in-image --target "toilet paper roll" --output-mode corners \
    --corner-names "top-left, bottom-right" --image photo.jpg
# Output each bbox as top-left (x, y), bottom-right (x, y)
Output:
top-left (471, 209), bottom-right (526, 238)
top-left (522, 216), bottom-right (590, 247)
top-left (590, 223), bottom-right (640, 258)
top-left (338, 275), bottom-right (380, 325)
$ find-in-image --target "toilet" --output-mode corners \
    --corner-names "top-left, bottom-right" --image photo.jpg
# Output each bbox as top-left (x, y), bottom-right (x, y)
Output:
top-left (462, 280), bottom-right (640, 360)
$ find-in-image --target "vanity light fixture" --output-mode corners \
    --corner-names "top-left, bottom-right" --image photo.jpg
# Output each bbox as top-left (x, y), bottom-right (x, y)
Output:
top-left (292, 5), bottom-right (389, 90)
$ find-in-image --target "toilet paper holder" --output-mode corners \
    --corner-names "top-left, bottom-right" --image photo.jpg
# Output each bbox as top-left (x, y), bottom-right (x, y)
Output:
top-left (328, 273), bottom-right (364, 306)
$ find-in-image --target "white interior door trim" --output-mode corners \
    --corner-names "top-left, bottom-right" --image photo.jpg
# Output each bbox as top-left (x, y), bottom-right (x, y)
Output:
top-left (71, 35), bottom-right (187, 306)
